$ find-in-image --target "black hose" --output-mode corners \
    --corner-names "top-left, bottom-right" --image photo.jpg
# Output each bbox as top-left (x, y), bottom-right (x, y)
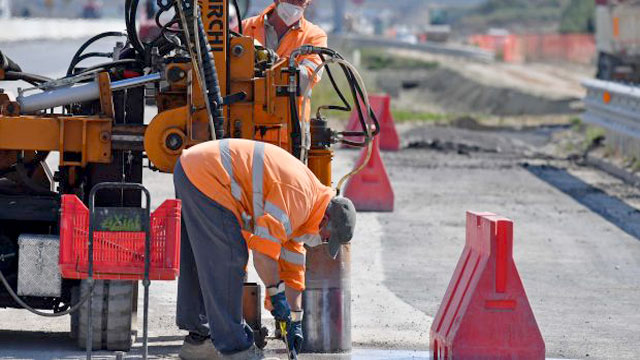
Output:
top-left (343, 64), bottom-right (368, 139)
top-left (232, 0), bottom-right (243, 34)
top-left (67, 52), bottom-right (113, 75)
top-left (290, 89), bottom-right (302, 158)
top-left (0, 268), bottom-right (93, 317)
top-left (297, 46), bottom-right (380, 146)
top-left (151, 4), bottom-right (188, 53)
top-left (66, 31), bottom-right (126, 76)
top-left (194, 9), bottom-right (225, 139)
top-left (125, 0), bottom-right (147, 60)
top-left (15, 153), bottom-right (54, 196)
top-left (4, 71), bottom-right (52, 84)
top-left (72, 59), bottom-right (143, 76)
top-left (317, 53), bottom-right (351, 114)
top-left (0, 51), bottom-right (22, 72)
top-left (352, 70), bottom-right (380, 137)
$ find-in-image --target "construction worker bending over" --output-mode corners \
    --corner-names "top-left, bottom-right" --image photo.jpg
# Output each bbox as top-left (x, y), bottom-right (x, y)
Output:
top-left (175, 139), bottom-right (356, 360)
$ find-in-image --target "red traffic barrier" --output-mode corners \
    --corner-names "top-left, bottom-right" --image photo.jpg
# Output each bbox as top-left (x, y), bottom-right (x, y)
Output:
top-left (345, 94), bottom-right (400, 151)
top-left (430, 212), bottom-right (545, 360)
top-left (343, 136), bottom-right (394, 212)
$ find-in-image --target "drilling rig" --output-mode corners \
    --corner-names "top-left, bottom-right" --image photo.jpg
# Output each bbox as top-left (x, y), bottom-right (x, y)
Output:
top-left (0, 0), bottom-right (377, 352)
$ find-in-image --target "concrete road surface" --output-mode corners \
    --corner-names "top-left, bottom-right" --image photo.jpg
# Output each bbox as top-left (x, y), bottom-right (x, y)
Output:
top-left (1, 40), bottom-right (640, 359)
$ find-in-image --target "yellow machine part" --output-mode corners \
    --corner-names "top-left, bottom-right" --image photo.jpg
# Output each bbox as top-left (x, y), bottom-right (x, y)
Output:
top-left (308, 149), bottom-right (333, 186)
top-left (0, 115), bottom-right (112, 166)
top-left (144, 105), bottom-right (211, 173)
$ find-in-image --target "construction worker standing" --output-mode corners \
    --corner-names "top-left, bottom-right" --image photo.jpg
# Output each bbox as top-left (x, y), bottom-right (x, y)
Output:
top-left (243, 0), bottom-right (325, 155)
top-left (243, 0), bottom-right (325, 97)
top-left (175, 139), bottom-right (356, 360)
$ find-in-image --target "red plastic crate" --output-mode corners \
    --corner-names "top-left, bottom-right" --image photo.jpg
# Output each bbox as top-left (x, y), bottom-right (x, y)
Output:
top-left (59, 195), bottom-right (181, 280)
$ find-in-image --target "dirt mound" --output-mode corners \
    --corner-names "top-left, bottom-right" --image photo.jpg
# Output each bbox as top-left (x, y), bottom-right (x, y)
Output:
top-left (376, 67), bottom-right (580, 116)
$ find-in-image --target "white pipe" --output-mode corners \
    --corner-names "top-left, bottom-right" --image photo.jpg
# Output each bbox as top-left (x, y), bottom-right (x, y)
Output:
top-left (18, 73), bottom-right (162, 114)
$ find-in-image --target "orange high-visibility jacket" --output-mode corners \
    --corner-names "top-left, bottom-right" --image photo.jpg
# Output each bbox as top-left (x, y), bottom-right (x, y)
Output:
top-left (179, 139), bottom-right (335, 291)
top-left (242, 4), bottom-right (327, 122)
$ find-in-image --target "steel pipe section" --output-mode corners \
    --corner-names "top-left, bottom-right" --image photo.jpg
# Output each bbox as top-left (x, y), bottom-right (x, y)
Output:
top-left (17, 73), bottom-right (161, 114)
top-left (303, 244), bottom-right (351, 353)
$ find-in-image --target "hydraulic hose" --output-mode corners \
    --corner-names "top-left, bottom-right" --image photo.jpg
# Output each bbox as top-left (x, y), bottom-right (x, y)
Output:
top-left (66, 31), bottom-right (127, 76)
top-left (0, 269), bottom-right (93, 317)
top-left (293, 46), bottom-right (380, 194)
top-left (4, 71), bottom-right (52, 85)
top-left (194, 12), bottom-right (225, 139)
top-left (232, 0), bottom-right (243, 34)
top-left (125, 0), bottom-right (147, 60)
top-left (0, 51), bottom-right (22, 72)
top-left (290, 89), bottom-right (303, 159)
top-left (301, 52), bottom-right (380, 145)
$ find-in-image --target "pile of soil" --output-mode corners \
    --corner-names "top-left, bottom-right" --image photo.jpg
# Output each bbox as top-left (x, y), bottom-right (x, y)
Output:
top-left (376, 67), bottom-right (580, 116)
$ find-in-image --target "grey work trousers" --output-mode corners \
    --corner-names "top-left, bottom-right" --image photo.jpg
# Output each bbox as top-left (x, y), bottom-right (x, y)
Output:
top-left (174, 160), bottom-right (254, 354)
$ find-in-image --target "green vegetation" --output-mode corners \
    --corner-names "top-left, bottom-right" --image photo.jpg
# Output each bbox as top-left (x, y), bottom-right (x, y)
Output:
top-left (570, 116), bottom-right (582, 127)
top-left (583, 125), bottom-right (606, 150)
top-left (391, 109), bottom-right (450, 124)
top-left (559, 0), bottom-right (595, 33)
top-left (452, 0), bottom-right (595, 33)
top-left (100, 214), bottom-right (142, 232)
top-left (360, 48), bottom-right (439, 71)
top-left (459, 0), bottom-right (565, 27)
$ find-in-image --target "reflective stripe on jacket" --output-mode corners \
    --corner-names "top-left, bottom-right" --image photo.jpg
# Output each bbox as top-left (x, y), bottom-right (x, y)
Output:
top-left (179, 139), bottom-right (335, 291)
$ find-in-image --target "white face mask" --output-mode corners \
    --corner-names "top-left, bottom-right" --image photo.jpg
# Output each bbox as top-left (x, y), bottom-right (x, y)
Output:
top-left (276, 2), bottom-right (304, 27)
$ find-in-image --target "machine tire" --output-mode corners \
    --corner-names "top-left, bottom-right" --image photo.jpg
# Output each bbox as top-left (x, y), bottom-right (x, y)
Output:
top-left (71, 280), bottom-right (137, 351)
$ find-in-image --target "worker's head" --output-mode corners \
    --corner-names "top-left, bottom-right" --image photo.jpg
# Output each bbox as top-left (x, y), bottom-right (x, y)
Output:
top-left (319, 197), bottom-right (356, 259)
top-left (273, 0), bottom-right (312, 26)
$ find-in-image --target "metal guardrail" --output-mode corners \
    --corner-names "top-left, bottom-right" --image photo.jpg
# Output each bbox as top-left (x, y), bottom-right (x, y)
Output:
top-left (330, 34), bottom-right (495, 62)
top-left (582, 78), bottom-right (640, 139)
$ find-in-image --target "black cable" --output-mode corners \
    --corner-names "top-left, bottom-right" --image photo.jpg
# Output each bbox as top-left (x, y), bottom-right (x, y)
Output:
top-left (15, 152), bottom-right (54, 195)
top-left (73, 59), bottom-right (142, 76)
top-left (194, 7), bottom-right (225, 139)
top-left (316, 53), bottom-right (351, 114)
top-left (66, 31), bottom-right (126, 76)
top-left (342, 64), bottom-right (368, 145)
top-left (305, 47), bottom-right (380, 146)
top-left (290, 88), bottom-right (302, 158)
top-left (3, 71), bottom-right (52, 84)
top-left (154, 0), bottom-right (191, 54)
top-left (0, 269), bottom-right (94, 317)
top-left (0, 50), bottom-right (22, 72)
top-left (232, 0), bottom-right (243, 34)
top-left (67, 52), bottom-right (113, 76)
top-left (152, 10), bottom-right (188, 52)
top-left (352, 70), bottom-right (380, 137)
top-left (125, 0), bottom-right (146, 58)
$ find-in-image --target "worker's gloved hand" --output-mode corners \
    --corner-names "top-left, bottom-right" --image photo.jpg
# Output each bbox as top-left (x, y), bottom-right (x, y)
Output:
top-left (287, 312), bottom-right (304, 354)
top-left (268, 281), bottom-right (291, 323)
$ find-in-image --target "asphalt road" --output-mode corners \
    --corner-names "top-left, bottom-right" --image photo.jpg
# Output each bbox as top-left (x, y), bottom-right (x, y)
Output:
top-left (1, 40), bottom-right (640, 359)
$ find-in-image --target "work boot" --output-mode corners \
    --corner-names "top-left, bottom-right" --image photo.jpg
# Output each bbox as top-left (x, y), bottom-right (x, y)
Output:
top-left (179, 333), bottom-right (220, 360)
top-left (219, 344), bottom-right (278, 360)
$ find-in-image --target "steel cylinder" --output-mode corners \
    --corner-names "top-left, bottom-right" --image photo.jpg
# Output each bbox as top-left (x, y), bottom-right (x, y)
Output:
top-left (304, 147), bottom-right (351, 353)
top-left (18, 82), bottom-right (100, 114)
top-left (302, 244), bottom-right (351, 353)
top-left (17, 73), bottom-right (161, 114)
